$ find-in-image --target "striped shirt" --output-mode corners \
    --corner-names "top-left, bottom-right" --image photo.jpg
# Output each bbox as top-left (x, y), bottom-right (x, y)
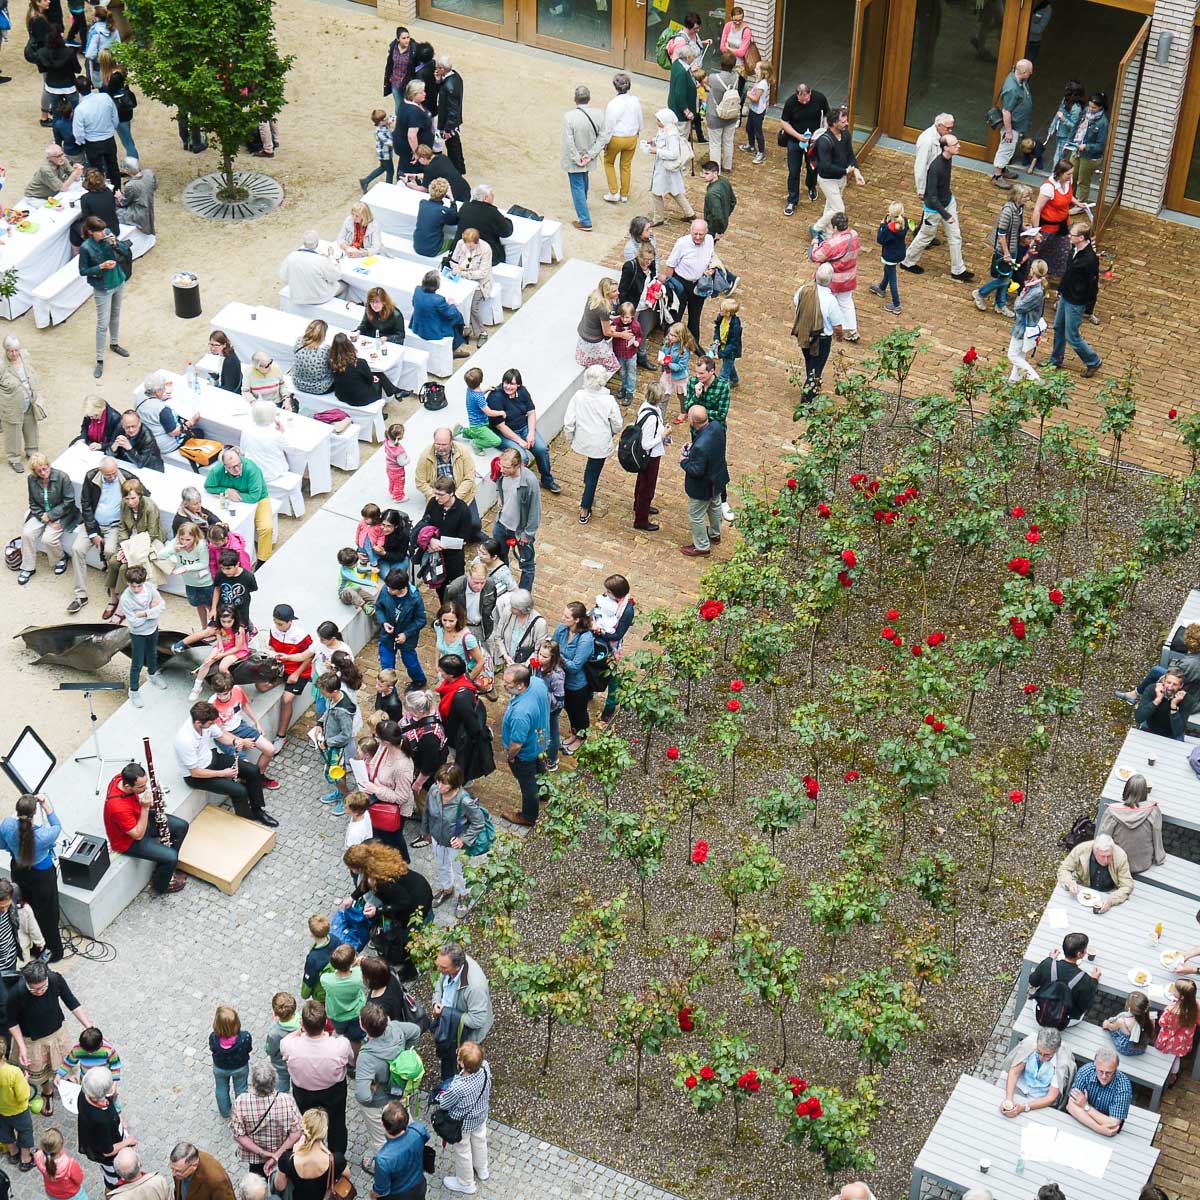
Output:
top-left (1074, 1062), bottom-right (1131, 1122)
top-left (58, 1037), bottom-right (122, 1082)
top-left (439, 1062), bottom-right (491, 1133)
top-left (0, 911), bottom-right (18, 973)
top-left (230, 1089), bottom-right (303, 1163)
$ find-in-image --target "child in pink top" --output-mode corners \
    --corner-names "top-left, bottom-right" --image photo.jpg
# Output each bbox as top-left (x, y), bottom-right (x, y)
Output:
top-left (384, 423), bottom-right (409, 501)
top-left (34, 1128), bottom-right (88, 1200)
top-left (356, 503), bottom-right (387, 562)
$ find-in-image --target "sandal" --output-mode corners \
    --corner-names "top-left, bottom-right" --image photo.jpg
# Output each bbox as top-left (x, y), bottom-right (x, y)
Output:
top-left (579, 510), bottom-right (591, 525)
top-left (409, 835), bottom-right (432, 849)
top-left (41, 1094), bottom-right (53, 1116)
top-left (17, 571), bottom-right (34, 585)
top-left (53, 556), bottom-right (69, 575)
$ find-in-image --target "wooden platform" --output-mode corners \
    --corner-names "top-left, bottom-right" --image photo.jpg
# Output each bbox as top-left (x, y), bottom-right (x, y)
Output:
top-left (177, 805), bottom-right (276, 895)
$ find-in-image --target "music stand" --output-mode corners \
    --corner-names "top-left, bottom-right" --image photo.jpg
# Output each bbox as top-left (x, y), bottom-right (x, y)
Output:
top-left (59, 682), bottom-right (129, 795)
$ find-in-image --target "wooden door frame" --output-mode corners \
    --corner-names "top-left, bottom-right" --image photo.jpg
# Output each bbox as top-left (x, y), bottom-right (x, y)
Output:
top-left (626, 1), bottom-right (732, 79)
top-left (846, 0), bottom-right (888, 161)
top-left (415, 0), bottom-right (518, 40)
top-left (516, 0), bottom-right (627, 65)
top-left (1093, 17), bottom-right (1151, 234)
top-left (1165, 23), bottom-right (1200, 215)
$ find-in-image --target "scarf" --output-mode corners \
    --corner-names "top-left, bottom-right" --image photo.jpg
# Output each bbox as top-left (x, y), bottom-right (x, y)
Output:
top-left (436, 674), bottom-right (477, 720)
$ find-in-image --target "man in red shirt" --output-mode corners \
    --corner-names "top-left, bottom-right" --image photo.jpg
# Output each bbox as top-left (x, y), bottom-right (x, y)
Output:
top-left (257, 603), bottom-right (316, 753)
top-left (103, 764), bottom-right (189, 895)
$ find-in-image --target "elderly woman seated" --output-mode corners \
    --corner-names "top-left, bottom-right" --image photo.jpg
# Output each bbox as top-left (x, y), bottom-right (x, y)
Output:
top-left (411, 271), bottom-right (467, 357)
top-left (243, 351), bottom-right (296, 412)
top-left (239, 401), bottom-right (291, 483)
top-left (1000, 1026), bottom-right (1074, 1116)
top-left (337, 201), bottom-right (381, 258)
top-left (1099, 774), bottom-right (1165, 875)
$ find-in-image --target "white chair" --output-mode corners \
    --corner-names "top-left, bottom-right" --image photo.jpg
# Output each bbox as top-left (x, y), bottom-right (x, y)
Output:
top-left (292, 387), bottom-right (385, 443)
top-left (539, 219), bottom-right (564, 264)
top-left (493, 262), bottom-right (523, 311)
top-left (329, 426), bottom-right (361, 472)
top-left (266, 470), bottom-right (305, 518)
top-left (381, 232), bottom-right (441, 269)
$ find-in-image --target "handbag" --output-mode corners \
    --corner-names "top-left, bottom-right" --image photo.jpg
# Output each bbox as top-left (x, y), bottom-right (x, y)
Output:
top-left (314, 408), bottom-right (351, 424)
top-left (364, 752), bottom-right (403, 833)
top-left (0, 10), bottom-right (11, 31)
top-left (454, 795), bottom-right (495, 857)
top-left (179, 437), bottom-right (223, 468)
top-left (1021, 316), bottom-right (1048, 351)
top-left (428, 1100), bottom-right (463, 1144)
top-left (986, 104), bottom-right (1004, 130)
top-left (989, 250), bottom-right (1014, 280)
top-left (322, 1158), bottom-right (356, 1200)
top-left (422, 1145), bottom-right (436, 1174)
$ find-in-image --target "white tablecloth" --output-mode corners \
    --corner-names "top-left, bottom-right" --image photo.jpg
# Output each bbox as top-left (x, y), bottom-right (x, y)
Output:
top-left (51, 442), bottom-right (263, 592)
top-left (210, 301), bottom-right (424, 393)
top-left (0, 190), bottom-right (83, 320)
top-left (362, 182), bottom-right (542, 286)
top-left (335, 255), bottom-right (476, 328)
top-left (32, 226), bottom-right (156, 329)
top-left (148, 371), bottom-right (334, 495)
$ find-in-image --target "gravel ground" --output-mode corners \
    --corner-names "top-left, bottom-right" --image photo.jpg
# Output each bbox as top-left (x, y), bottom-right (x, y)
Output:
top-left (459, 405), bottom-right (1197, 1200)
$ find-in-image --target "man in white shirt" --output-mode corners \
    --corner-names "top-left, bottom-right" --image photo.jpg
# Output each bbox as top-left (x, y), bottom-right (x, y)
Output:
top-left (278, 230), bottom-right (347, 305)
top-left (174, 701), bottom-right (278, 827)
top-left (913, 113), bottom-right (954, 200)
top-left (660, 219), bottom-right (716, 344)
top-left (602, 73), bottom-right (643, 204)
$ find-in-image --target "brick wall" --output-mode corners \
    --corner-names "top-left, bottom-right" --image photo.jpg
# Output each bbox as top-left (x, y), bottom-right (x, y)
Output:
top-left (1103, 47), bottom-right (1143, 204)
top-left (742, 0), bottom-right (775, 65)
top-left (1123, 0), bottom-right (1197, 212)
top-left (377, 0), bottom-right (417, 25)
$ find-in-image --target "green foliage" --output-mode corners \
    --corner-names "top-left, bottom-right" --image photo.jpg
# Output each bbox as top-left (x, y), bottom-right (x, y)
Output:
top-left (407, 911), bottom-right (470, 976)
top-left (614, 651), bottom-right (680, 771)
top-left (1098, 363), bottom-right (1139, 489)
top-left (789, 701), bottom-right (836, 779)
top-left (748, 774), bottom-right (814, 849)
top-left (647, 607), bottom-right (717, 714)
top-left (0, 268), bottom-right (19, 302)
top-left (538, 771), bottom-right (596, 868)
top-left (561, 890), bottom-right (628, 993)
top-left (803, 867), bottom-right (890, 966)
top-left (776, 1075), bottom-right (883, 1181)
top-left (494, 951), bottom-right (602, 1072)
top-left (599, 806), bottom-right (670, 932)
top-left (672, 1028), bottom-right (763, 1145)
top-left (463, 831), bottom-right (532, 928)
top-left (897, 926), bottom-right (960, 992)
top-left (608, 976), bottom-right (696, 1112)
top-left (730, 914), bottom-right (804, 1062)
top-left (818, 966), bottom-right (925, 1066)
top-left (574, 726), bottom-right (634, 807)
top-left (708, 838), bottom-right (784, 945)
top-left (119, 0), bottom-right (293, 192)
top-left (901, 851), bottom-right (960, 915)
top-left (869, 327), bottom-right (922, 424)
top-left (1138, 476), bottom-right (1199, 566)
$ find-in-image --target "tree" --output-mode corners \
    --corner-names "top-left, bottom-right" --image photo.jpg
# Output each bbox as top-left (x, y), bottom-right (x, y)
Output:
top-left (493, 952), bottom-right (601, 1073)
top-left (818, 967), bottom-right (925, 1066)
top-left (730, 914), bottom-right (804, 1064)
top-left (561, 890), bottom-right (628, 996)
top-left (748, 774), bottom-right (814, 851)
top-left (789, 701), bottom-right (836, 781)
top-left (776, 1075), bottom-right (882, 1182)
top-left (672, 1028), bottom-right (763, 1147)
top-left (462, 831), bottom-right (532, 929)
top-left (119, 0), bottom-right (292, 200)
top-left (613, 651), bottom-right (679, 771)
top-left (803, 867), bottom-right (890, 968)
top-left (574, 727), bottom-right (633, 810)
top-left (608, 975), bottom-right (696, 1112)
top-left (648, 606), bottom-right (717, 715)
top-left (910, 391), bottom-right (958, 494)
top-left (712, 682), bottom-right (751, 801)
top-left (1098, 363), bottom-right (1138, 491)
top-left (708, 839), bottom-right (783, 948)
top-left (599, 806), bottom-right (669, 932)
top-left (901, 851), bottom-right (961, 951)
top-left (538, 772), bottom-right (596, 893)
top-left (897, 928), bottom-right (959, 994)
top-left (661, 739), bottom-right (720, 861)
top-left (869, 328), bottom-right (922, 427)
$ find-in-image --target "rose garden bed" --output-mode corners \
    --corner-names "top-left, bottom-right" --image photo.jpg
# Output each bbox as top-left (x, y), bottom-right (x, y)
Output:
top-left (409, 335), bottom-right (1200, 1200)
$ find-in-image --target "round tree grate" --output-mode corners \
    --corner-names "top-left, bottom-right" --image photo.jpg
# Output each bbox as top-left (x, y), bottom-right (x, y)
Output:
top-left (181, 170), bottom-right (284, 221)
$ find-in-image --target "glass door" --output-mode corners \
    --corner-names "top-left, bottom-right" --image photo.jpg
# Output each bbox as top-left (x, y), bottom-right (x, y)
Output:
top-left (625, 0), bottom-right (727, 78)
top-left (847, 0), bottom-right (888, 158)
top-left (518, 0), bottom-right (624, 63)
top-left (1093, 18), bottom-right (1150, 236)
top-left (416, 0), bottom-right (518, 41)
top-left (1166, 26), bottom-right (1200, 216)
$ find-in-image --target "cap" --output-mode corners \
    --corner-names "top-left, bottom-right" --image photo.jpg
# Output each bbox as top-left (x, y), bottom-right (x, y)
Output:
top-left (272, 603), bottom-right (296, 622)
top-left (1019, 227), bottom-right (1041, 238)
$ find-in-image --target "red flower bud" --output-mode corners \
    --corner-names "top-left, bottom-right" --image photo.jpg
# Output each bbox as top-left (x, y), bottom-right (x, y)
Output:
top-left (677, 1007), bottom-right (694, 1032)
top-left (727, 698), bottom-right (741, 712)
top-left (873, 510), bottom-right (885, 522)
top-left (886, 609), bottom-right (900, 621)
top-left (817, 502), bottom-right (831, 518)
top-left (1048, 588), bottom-right (1064, 605)
top-left (1009, 617), bottom-right (1026, 639)
top-left (730, 679), bottom-right (745, 692)
top-left (841, 549), bottom-right (858, 567)
top-left (666, 745), bottom-right (680, 761)
top-left (1025, 529), bottom-right (1041, 545)
top-left (1010, 505), bottom-right (1025, 518)
top-left (927, 631), bottom-right (946, 647)
top-left (699, 1065), bottom-right (715, 1081)
top-left (685, 1075), bottom-right (698, 1089)
top-left (924, 714), bottom-right (935, 726)
top-left (881, 627), bottom-right (895, 640)
top-left (884, 511), bottom-right (897, 525)
top-left (866, 480), bottom-right (880, 496)
top-left (699, 599), bottom-right (725, 621)
top-left (933, 720), bottom-right (946, 732)
top-left (691, 840), bottom-right (709, 864)
top-left (911, 644), bottom-right (923, 656)
top-left (1169, 408), bottom-right (1178, 420)
top-left (1023, 683), bottom-right (1038, 695)
top-left (892, 635), bottom-right (903, 646)
top-left (963, 347), bottom-right (978, 365)
top-left (844, 769), bottom-right (859, 781)
top-left (1010, 789), bottom-right (1025, 804)
top-left (837, 570), bottom-right (853, 588)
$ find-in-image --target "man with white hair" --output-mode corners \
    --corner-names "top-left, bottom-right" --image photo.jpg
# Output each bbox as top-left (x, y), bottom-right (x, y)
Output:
top-left (456, 184), bottom-right (513, 266)
top-left (434, 52), bottom-right (466, 175)
top-left (1056, 834), bottom-right (1133, 911)
top-left (25, 144), bottom-right (82, 200)
top-left (231, 1060), bottom-right (302, 1177)
top-left (831, 1185), bottom-right (877, 1200)
top-left (278, 231), bottom-right (347, 305)
top-left (992, 58), bottom-right (1034, 189)
top-left (239, 1176), bottom-right (268, 1200)
top-left (110, 1149), bottom-right (172, 1200)
top-left (78, 1067), bottom-right (134, 1192)
top-left (136, 371), bottom-right (197, 454)
top-left (203, 446), bottom-right (274, 561)
top-left (243, 351), bottom-right (295, 411)
top-left (1067, 1047), bottom-right (1131, 1136)
top-left (562, 84), bottom-right (609, 232)
top-left (913, 113), bottom-right (954, 201)
top-left (1001, 1025), bottom-right (1073, 1114)
top-left (117, 157), bottom-right (157, 234)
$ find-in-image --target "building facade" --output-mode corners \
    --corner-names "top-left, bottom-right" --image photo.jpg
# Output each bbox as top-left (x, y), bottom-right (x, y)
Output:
top-left (377, 0), bottom-right (1200, 218)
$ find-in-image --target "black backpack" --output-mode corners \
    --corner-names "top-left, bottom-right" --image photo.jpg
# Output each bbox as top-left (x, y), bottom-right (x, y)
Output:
top-left (617, 410), bottom-right (654, 473)
top-left (1033, 959), bottom-right (1084, 1030)
top-left (420, 381), bottom-right (447, 411)
top-left (583, 636), bottom-right (613, 691)
top-left (1058, 814), bottom-right (1095, 851)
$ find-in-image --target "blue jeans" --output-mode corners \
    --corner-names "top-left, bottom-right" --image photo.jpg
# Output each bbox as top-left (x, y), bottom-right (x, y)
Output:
top-left (116, 120), bottom-right (138, 159)
top-left (363, 158), bottom-right (394, 186)
top-left (500, 428), bottom-right (555, 484)
top-left (392, 86), bottom-right (405, 116)
top-left (581, 456), bottom-right (606, 511)
top-left (213, 1064), bottom-right (248, 1119)
top-left (567, 171), bottom-right (591, 228)
top-left (1050, 297), bottom-right (1100, 369)
top-left (617, 357), bottom-right (638, 399)
top-left (745, 110), bottom-right (765, 154)
top-left (129, 630), bottom-right (159, 691)
top-left (719, 357), bottom-right (740, 385)
top-left (976, 275), bottom-right (1010, 308)
top-left (876, 264), bottom-right (900, 307)
top-left (546, 706), bottom-right (562, 766)
top-left (493, 519), bottom-right (536, 593)
top-left (379, 635), bottom-right (427, 687)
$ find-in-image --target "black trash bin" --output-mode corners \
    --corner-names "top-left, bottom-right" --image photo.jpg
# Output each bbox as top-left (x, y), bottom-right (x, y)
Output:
top-left (172, 271), bottom-right (202, 319)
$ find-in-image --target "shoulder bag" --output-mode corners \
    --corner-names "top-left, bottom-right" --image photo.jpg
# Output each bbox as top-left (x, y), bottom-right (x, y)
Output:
top-left (365, 749), bottom-right (403, 833)
top-left (321, 1157), bottom-right (356, 1200)
top-left (454, 795), bottom-right (495, 857)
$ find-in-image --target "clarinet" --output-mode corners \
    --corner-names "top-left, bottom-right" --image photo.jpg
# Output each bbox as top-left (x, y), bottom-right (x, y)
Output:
top-left (142, 737), bottom-right (172, 846)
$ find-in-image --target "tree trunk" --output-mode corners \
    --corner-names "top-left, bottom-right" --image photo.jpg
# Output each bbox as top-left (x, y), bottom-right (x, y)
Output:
top-left (639, 873), bottom-right (649, 933)
top-left (642, 727), bottom-right (653, 774)
top-left (730, 748), bottom-right (738, 804)
top-left (950, 546), bottom-right (969, 596)
top-left (898, 807), bottom-right (908, 860)
top-left (934, 442), bottom-right (943, 496)
top-left (686, 802), bottom-right (696, 865)
top-left (826, 935), bottom-right (837, 969)
top-left (634, 1040), bottom-right (644, 1112)
top-left (729, 897), bottom-right (739, 953)
top-left (543, 1012), bottom-right (553, 1073)
top-left (807, 616), bottom-right (822, 687)
top-left (982, 825), bottom-right (998, 894)
top-left (1049, 713), bottom-right (1064, 771)
top-left (731, 1094), bottom-right (741, 1148)
top-left (221, 144), bottom-right (236, 196)
top-left (778, 1005), bottom-right (788, 1067)
top-left (1035, 414), bottom-right (1046, 476)
top-left (684, 675), bottom-right (692, 717)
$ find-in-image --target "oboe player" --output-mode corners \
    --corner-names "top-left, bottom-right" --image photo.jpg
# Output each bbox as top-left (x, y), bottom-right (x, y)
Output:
top-left (103, 764), bottom-right (190, 895)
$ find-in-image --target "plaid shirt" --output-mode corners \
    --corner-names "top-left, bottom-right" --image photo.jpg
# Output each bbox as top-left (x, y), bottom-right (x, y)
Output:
top-left (230, 1090), bottom-right (303, 1163)
top-left (685, 375), bottom-right (730, 425)
top-left (374, 123), bottom-right (393, 162)
top-left (1073, 1062), bottom-right (1131, 1122)
top-left (438, 1062), bottom-right (491, 1133)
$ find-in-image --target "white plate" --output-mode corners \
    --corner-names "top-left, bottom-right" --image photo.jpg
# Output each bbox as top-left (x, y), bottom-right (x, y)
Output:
top-left (1077, 889), bottom-right (1102, 907)
top-left (1161, 948), bottom-right (1184, 969)
top-left (1128, 966), bottom-right (1154, 989)
top-left (1117, 766), bottom-right (1133, 780)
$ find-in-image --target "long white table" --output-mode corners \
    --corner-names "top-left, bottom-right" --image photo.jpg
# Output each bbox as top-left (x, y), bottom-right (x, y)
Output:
top-left (1099, 729), bottom-right (1200, 832)
top-left (51, 443), bottom-right (265, 594)
top-left (141, 371), bottom-right (334, 495)
top-left (910, 1076), bottom-right (1158, 1200)
top-left (335, 255), bottom-right (476, 327)
top-left (362, 182), bottom-right (542, 286)
top-left (0, 190), bottom-right (83, 319)
top-left (210, 301), bottom-right (426, 394)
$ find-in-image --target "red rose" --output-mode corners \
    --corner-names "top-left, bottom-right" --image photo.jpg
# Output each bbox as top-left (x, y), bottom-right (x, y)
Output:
top-left (963, 347), bottom-right (978, 365)
top-left (1009, 789), bottom-right (1025, 804)
top-left (795, 1102), bottom-right (807, 1116)
top-left (817, 502), bottom-right (831, 518)
top-left (892, 635), bottom-right (903, 647)
top-left (837, 571), bottom-right (853, 588)
top-left (841, 549), bottom-right (857, 567)
top-left (786, 478), bottom-right (797, 490)
top-left (730, 679), bottom-right (745, 692)
top-left (1025, 529), bottom-right (1041, 545)
top-left (805, 778), bottom-right (820, 799)
top-left (844, 769), bottom-right (859, 782)
top-left (884, 511), bottom-right (897, 525)
top-left (1048, 588), bottom-right (1064, 605)
top-left (873, 510), bottom-right (885, 523)
top-left (678, 1007), bottom-right (694, 1032)
top-left (685, 1075), bottom-right (698, 1089)
top-left (699, 1065), bottom-right (715, 1081)
top-left (1169, 408), bottom-right (1178, 420)
top-left (749, 1078), bottom-right (761, 1092)
top-left (866, 480), bottom-right (880, 496)
top-left (1029, 523), bottom-right (1040, 534)
top-left (1023, 683), bottom-right (1038, 695)
top-left (933, 720), bottom-right (946, 732)
top-left (849, 473), bottom-right (867, 491)
top-left (881, 627), bottom-right (895, 641)
top-left (691, 840), bottom-right (709, 864)
top-left (894, 493), bottom-right (907, 507)
top-left (911, 644), bottom-right (923, 657)
top-left (924, 714), bottom-right (935, 726)
top-left (1010, 505), bottom-right (1025, 518)
top-left (906, 487), bottom-right (919, 499)
top-left (727, 698), bottom-right (742, 712)
top-left (506, 537), bottom-right (518, 547)
top-left (808, 1097), bottom-right (823, 1119)
top-left (927, 631), bottom-right (946, 647)
top-left (666, 745), bottom-right (680, 761)
top-left (699, 599), bottom-right (724, 621)
top-left (887, 609), bottom-right (900, 621)
top-left (1010, 617), bottom-right (1026, 639)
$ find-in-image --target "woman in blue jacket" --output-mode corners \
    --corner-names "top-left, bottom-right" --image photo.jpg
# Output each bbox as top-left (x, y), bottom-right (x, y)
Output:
top-left (1069, 92), bottom-right (1109, 205)
top-left (410, 270), bottom-right (467, 355)
top-left (413, 178), bottom-right (458, 257)
top-left (552, 601), bottom-right (595, 754)
top-left (0, 794), bottom-right (63, 962)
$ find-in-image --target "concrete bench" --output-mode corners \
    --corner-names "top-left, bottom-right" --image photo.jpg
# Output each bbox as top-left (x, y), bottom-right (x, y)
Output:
top-left (293, 388), bottom-right (386, 443)
top-left (278, 288), bottom-right (454, 378)
top-left (1010, 1000), bottom-right (1175, 1111)
top-left (379, 233), bottom-right (521, 314)
top-left (30, 227), bottom-right (156, 328)
top-left (1136, 852), bottom-right (1200, 900)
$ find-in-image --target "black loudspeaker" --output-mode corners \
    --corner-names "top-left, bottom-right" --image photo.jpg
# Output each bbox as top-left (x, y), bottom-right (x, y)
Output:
top-left (59, 835), bottom-right (110, 891)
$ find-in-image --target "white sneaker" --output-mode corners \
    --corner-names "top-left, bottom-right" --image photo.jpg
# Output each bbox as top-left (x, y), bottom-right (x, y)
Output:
top-left (603, 192), bottom-right (620, 203)
top-left (476, 1168), bottom-right (489, 1181)
top-left (148, 673), bottom-right (167, 690)
top-left (619, 195), bottom-right (629, 203)
top-left (273, 736), bottom-right (286, 753)
top-left (442, 1178), bottom-right (477, 1195)
top-left (721, 502), bottom-right (735, 522)
top-left (129, 690), bottom-right (144, 708)
top-left (188, 682), bottom-right (202, 700)
top-left (753, 152), bottom-right (765, 164)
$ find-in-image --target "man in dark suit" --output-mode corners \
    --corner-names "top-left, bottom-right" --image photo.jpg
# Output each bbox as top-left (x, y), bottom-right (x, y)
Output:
top-left (455, 186), bottom-right (513, 266)
top-left (407, 144), bottom-right (469, 203)
top-left (435, 54), bottom-right (466, 175)
top-left (679, 405), bottom-right (728, 557)
top-left (1048, 222), bottom-right (1102, 377)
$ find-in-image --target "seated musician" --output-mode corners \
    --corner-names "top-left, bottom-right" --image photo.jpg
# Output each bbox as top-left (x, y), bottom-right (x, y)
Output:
top-left (103, 763), bottom-right (190, 895)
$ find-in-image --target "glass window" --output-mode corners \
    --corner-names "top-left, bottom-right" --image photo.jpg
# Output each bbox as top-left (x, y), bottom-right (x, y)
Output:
top-left (644, 0), bottom-right (725, 69)
top-left (428, 0), bottom-right (505, 21)
top-left (851, 0), bottom-right (886, 149)
top-left (904, 0), bottom-right (1003, 145)
top-left (537, 0), bottom-right (612, 49)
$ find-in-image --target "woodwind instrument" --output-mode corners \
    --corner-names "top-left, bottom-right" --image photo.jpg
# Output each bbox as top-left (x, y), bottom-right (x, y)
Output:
top-left (141, 737), bottom-right (172, 846)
